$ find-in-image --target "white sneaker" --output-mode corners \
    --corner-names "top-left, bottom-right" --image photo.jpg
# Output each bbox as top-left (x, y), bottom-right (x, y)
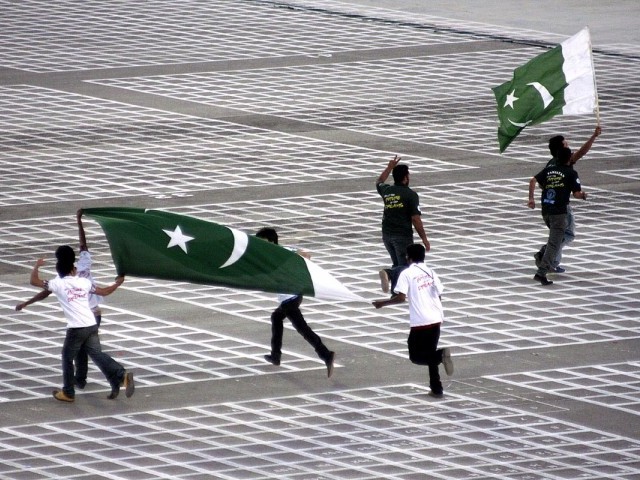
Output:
top-left (378, 269), bottom-right (390, 293)
top-left (442, 348), bottom-right (454, 376)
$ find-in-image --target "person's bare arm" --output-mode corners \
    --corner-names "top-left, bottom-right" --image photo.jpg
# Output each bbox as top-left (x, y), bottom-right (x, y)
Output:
top-left (372, 292), bottom-right (406, 309)
top-left (528, 177), bottom-right (538, 209)
top-left (15, 289), bottom-right (51, 311)
top-left (376, 155), bottom-right (401, 185)
top-left (29, 258), bottom-right (47, 289)
top-left (296, 249), bottom-right (311, 260)
top-left (411, 215), bottom-right (430, 252)
top-left (571, 126), bottom-right (601, 164)
top-left (77, 209), bottom-right (88, 252)
top-left (573, 190), bottom-right (588, 200)
top-left (94, 276), bottom-right (125, 297)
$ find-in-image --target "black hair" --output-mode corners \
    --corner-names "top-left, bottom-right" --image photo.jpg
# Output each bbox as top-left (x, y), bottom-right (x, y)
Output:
top-left (557, 147), bottom-right (572, 165)
top-left (548, 135), bottom-right (565, 157)
top-left (55, 259), bottom-right (74, 277)
top-left (55, 245), bottom-right (75, 264)
top-left (255, 227), bottom-right (279, 245)
top-left (406, 243), bottom-right (426, 263)
top-left (392, 164), bottom-right (409, 184)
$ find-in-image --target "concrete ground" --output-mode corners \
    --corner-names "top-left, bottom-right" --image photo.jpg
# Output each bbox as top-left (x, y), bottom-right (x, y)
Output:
top-left (0, 1), bottom-right (639, 479)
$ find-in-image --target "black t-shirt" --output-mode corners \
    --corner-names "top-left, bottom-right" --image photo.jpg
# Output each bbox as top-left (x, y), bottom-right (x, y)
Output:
top-left (376, 182), bottom-right (421, 236)
top-left (534, 164), bottom-right (581, 215)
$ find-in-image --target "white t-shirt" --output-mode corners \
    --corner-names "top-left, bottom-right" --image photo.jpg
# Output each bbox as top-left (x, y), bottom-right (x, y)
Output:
top-left (76, 250), bottom-right (103, 311)
top-left (45, 275), bottom-right (98, 328)
top-left (394, 262), bottom-right (444, 327)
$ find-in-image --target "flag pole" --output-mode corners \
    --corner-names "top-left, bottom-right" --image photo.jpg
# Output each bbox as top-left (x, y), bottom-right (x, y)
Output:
top-left (587, 27), bottom-right (601, 126)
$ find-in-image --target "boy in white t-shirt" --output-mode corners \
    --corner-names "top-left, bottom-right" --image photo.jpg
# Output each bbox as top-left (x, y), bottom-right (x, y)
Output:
top-left (28, 252), bottom-right (133, 402)
top-left (373, 243), bottom-right (453, 397)
top-left (15, 210), bottom-right (104, 390)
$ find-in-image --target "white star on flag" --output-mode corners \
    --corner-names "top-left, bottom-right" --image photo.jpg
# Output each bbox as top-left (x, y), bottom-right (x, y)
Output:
top-left (504, 89), bottom-right (518, 109)
top-left (163, 225), bottom-right (194, 253)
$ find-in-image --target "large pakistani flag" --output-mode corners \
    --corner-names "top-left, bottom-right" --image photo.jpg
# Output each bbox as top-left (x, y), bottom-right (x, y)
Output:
top-left (83, 207), bottom-right (363, 302)
top-left (492, 27), bottom-right (598, 152)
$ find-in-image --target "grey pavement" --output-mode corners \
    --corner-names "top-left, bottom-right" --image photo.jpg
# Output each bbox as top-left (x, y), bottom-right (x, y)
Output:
top-left (1, 1), bottom-right (639, 479)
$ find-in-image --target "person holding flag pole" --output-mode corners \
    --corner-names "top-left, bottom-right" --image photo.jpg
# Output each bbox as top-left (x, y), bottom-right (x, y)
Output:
top-left (492, 27), bottom-right (602, 276)
top-left (538, 125), bottom-right (601, 273)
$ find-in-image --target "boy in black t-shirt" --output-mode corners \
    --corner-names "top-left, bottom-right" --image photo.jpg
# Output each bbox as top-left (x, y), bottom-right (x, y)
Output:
top-left (528, 147), bottom-right (587, 285)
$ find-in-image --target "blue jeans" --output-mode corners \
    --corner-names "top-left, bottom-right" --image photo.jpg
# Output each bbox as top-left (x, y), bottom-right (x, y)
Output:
top-left (61, 325), bottom-right (124, 397)
top-left (552, 205), bottom-right (575, 268)
top-left (75, 312), bottom-right (101, 386)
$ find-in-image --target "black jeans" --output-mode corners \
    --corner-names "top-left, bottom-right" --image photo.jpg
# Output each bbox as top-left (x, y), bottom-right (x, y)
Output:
top-left (61, 324), bottom-right (124, 397)
top-left (270, 296), bottom-right (331, 362)
top-left (408, 325), bottom-right (443, 394)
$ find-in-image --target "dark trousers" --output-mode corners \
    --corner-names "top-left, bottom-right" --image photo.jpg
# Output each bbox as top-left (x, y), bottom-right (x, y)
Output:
top-left (382, 233), bottom-right (413, 269)
top-left (270, 296), bottom-right (331, 362)
top-left (74, 312), bottom-right (101, 385)
top-left (408, 325), bottom-right (443, 394)
top-left (537, 213), bottom-right (567, 276)
top-left (61, 325), bottom-right (124, 397)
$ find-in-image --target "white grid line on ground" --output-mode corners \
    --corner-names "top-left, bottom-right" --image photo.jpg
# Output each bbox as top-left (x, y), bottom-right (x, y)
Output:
top-left (487, 362), bottom-right (640, 417)
top-left (0, 85), bottom-right (471, 207)
top-left (1, 384), bottom-right (639, 479)
top-left (92, 48), bottom-right (640, 161)
top-left (2, 180), bottom-right (639, 362)
top-left (0, 285), bottom-right (331, 403)
top-left (0, 0), bottom-right (476, 73)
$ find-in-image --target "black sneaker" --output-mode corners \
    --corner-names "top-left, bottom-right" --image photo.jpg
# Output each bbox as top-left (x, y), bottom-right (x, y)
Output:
top-left (325, 352), bottom-right (335, 378)
top-left (533, 251), bottom-right (542, 268)
top-left (533, 274), bottom-right (553, 285)
top-left (75, 378), bottom-right (87, 390)
top-left (264, 354), bottom-right (280, 366)
top-left (107, 386), bottom-right (119, 400)
top-left (428, 390), bottom-right (444, 399)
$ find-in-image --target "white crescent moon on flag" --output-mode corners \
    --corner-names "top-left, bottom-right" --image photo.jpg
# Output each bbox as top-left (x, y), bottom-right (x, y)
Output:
top-left (527, 82), bottom-right (554, 108)
top-left (508, 119), bottom-right (531, 128)
top-left (220, 228), bottom-right (249, 268)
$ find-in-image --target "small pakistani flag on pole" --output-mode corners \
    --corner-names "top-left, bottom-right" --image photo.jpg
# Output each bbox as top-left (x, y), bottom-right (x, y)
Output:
top-left (492, 27), bottom-right (598, 152)
top-left (83, 207), bottom-right (363, 302)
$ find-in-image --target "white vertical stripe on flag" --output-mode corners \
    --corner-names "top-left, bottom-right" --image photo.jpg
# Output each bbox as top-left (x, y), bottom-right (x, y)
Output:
top-left (561, 27), bottom-right (597, 115)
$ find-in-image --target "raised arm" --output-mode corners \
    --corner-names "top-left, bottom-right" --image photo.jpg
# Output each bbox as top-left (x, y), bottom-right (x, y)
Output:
top-left (376, 155), bottom-right (401, 185)
top-left (29, 258), bottom-right (47, 289)
top-left (77, 209), bottom-right (88, 252)
top-left (571, 126), bottom-right (601, 164)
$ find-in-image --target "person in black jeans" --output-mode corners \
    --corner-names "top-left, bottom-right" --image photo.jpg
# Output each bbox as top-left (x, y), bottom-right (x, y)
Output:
top-left (255, 227), bottom-right (335, 378)
top-left (372, 244), bottom-right (453, 397)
